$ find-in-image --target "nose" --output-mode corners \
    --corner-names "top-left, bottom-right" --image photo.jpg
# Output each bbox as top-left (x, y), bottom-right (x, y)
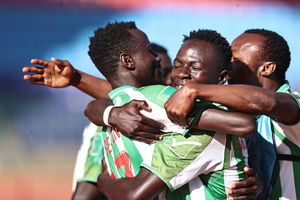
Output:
top-left (176, 65), bottom-right (190, 79)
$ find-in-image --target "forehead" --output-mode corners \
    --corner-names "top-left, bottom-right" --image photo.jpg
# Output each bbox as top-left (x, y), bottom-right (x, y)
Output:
top-left (128, 29), bottom-right (150, 46)
top-left (176, 39), bottom-right (218, 63)
top-left (232, 33), bottom-right (266, 54)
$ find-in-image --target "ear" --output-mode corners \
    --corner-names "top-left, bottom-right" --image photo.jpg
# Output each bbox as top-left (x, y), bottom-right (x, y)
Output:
top-left (258, 62), bottom-right (276, 77)
top-left (218, 69), bottom-right (229, 85)
top-left (120, 53), bottom-right (135, 70)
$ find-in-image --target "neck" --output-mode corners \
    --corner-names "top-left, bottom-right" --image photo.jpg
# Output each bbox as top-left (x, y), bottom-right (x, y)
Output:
top-left (109, 77), bottom-right (142, 90)
top-left (261, 78), bottom-right (282, 92)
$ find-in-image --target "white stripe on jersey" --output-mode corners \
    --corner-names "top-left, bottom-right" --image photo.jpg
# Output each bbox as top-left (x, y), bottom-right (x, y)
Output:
top-left (115, 87), bottom-right (186, 133)
top-left (189, 177), bottom-right (206, 199)
top-left (273, 121), bottom-right (300, 148)
top-left (169, 132), bottom-right (226, 190)
top-left (273, 131), bottom-right (296, 199)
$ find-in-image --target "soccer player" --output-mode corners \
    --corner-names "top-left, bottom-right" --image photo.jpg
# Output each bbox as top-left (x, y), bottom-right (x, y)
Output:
top-left (22, 24), bottom-right (258, 198)
top-left (85, 25), bottom-right (255, 199)
top-left (164, 29), bottom-right (300, 199)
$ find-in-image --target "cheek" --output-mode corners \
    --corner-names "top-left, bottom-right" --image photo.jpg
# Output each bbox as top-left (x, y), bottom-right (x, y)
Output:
top-left (191, 71), bottom-right (207, 84)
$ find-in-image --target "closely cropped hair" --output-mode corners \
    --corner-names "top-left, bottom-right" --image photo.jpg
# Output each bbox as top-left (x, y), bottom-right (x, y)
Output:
top-left (88, 21), bottom-right (138, 80)
top-left (245, 29), bottom-right (290, 83)
top-left (183, 30), bottom-right (232, 72)
top-left (150, 43), bottom-right (168, 54)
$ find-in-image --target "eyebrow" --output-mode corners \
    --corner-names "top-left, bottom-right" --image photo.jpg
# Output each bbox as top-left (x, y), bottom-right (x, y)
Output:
top-left (174, 58), bottom-right (202, 65)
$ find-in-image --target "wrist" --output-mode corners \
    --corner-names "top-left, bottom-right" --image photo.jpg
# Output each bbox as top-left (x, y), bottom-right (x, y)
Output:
top-left (184, 83), bottom-right (199, 101)
top-left (103, 105), bottom-right (115, 126)
top-left (70, 69), bottom-right (81, 86)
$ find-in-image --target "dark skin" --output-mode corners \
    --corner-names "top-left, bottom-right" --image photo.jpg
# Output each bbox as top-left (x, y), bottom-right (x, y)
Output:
top-left (165, 33), bottom-right (299, 127)
top-left (163, 33), bottom-right (300, 199)
top-left (98, 160), bottom-right (165, 200)
top-left (23, 57), bottom-right (112, 99)
top-left (72, 182), bottom-right (102, 200)
top-left (23, 33), bottom-right (258, 198)
top-left (85, 99), bottom-right (256, 140)
top-left (94, 38), bottom-right (257, 200)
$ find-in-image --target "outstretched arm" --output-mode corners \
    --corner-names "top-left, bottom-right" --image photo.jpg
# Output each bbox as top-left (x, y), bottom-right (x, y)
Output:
top-left (165, 83), bottom-right (299, 125)
top-left (23, 58), bottom-right (112, 99)
top-left (97, 160), bottom-right (166, 200)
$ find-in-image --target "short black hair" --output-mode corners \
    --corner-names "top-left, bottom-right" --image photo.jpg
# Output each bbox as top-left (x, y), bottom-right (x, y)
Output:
top-left (150, 43), bottom-right (168, 54)
top-left (245, 29), bottom-right (290, 83)
top-left (88, 21), bottom-right (138, 80)
top-left (183, 29), bottom-right (232, 72)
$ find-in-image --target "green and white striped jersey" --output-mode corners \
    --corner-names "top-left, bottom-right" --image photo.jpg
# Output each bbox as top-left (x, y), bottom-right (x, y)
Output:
top-left (269, 82), bottom-right (300, 199)
top-left (100, 85), bottom-right (248, 200)
top-left (72, 123), bottom-right (104, 190)
top-left (247, 81), bottom-right (300, 200)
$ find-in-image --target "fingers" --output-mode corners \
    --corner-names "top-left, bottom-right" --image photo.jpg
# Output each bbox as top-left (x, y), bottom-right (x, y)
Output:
top-left (24, 74), bottom-right (44, 81)
top-left (131, 100), bottom-right (152, 112)
top-left (133, 130), bottom-right (163, 141)
top-left (244, 167), bottom-right (256, 177)
top-left (51, 57), bottom-right (70, 69)
top-left (140, 115), bottom-right (166, 130)
top-left (228, 184), bottom-right (258, 195)
top-left (29, 80), bottom-right (45, 85)
top-left (30, 58), bottom-right (50, 67)
top-left (231, 176), bottom-right (257, 189)
top-left (23, 66), bottom-right (44, 74)
top-left (167, 111), bottom-right (188, 127)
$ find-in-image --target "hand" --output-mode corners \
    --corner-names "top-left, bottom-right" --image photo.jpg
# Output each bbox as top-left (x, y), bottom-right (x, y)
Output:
top-left (164, 83), bottom-right (197, 127)
top-left (97, 159), bottom-right (111, 191)
top-left (109, 100), bottom-right (166, 144)
top-left (23, 57), bottom-right (80, 88)
top-left (227, 167), bottom-right (258, 200)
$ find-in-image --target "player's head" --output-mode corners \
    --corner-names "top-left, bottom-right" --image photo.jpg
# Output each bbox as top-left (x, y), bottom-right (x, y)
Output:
top-left (88, 21), bottom-right (162, 88)
top-left (230, 29), bottom-right (290, 87)
top-left (171, 29), bottom-right (231, 89)
top-left (151, 43), bottom-right (173, 85)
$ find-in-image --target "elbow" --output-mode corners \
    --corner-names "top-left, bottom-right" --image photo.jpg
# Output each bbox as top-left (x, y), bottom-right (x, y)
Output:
top-left (84, 102), bottom-right (92, 119)
top-left (84, 101), bottom-right (102, 126)
top-left (236, 120), bottom-right (256, 138)
top-left (248, 92), bottom-right (276, 115)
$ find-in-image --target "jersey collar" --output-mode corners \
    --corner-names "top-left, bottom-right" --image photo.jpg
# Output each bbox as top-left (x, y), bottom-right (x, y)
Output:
top-left (277, 80), bottom-right (290, 93)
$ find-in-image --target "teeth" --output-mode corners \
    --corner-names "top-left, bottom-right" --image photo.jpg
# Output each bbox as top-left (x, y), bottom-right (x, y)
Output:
top-left (177, 85), bottom-right (182, 89)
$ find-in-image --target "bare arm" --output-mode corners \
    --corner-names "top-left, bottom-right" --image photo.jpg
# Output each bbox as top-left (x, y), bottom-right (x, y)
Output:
top-left (195, 108), bottom-right (256, 137)
top-left (97, 160), bottom-right (166, 200)
top-left (165, 83), bottom-right (299, 125)
top-left (23, 58), bottom-right (112, 99)
top-left (72, 182), bottom-right (103, 200)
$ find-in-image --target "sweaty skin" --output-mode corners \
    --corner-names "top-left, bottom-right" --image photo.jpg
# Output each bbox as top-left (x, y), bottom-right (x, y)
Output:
top-left (95, 36), bottom-right (257, 199)
top-left (23, 30), bottom-right (255, 199)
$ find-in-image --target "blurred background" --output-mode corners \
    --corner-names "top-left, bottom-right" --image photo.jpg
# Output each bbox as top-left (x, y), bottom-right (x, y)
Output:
top-left (0, 0), bottom-right (300, 199)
